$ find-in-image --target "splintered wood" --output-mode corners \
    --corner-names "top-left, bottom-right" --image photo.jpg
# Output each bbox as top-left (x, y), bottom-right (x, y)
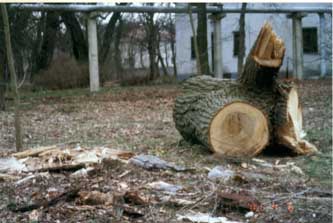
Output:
top-left (173, 22), bottom-right (317, 157)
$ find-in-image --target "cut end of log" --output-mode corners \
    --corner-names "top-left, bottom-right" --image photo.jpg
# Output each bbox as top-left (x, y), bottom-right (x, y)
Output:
top-left (276, 88), bottom-right (318, 155)
top-left (209, 102), bottom-right (269, 157)
top-left (252, 22), bottom-right (285, 68)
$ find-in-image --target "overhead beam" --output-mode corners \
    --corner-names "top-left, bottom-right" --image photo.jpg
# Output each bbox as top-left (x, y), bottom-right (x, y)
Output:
top-left (10, 4), bottom-right (332, 14)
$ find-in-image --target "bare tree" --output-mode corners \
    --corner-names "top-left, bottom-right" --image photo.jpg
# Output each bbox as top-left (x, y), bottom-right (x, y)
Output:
top-left (61, 12), bottom-right (88, 62)
top-left (1, 4), bottom-right (23, 151)
top-left (36, 11), bottom-right (59, 73)
top-left (142, 4), bottom-right (159, 80)
top-left (188, 4), bottom-right (201, 75)
top-left (0, 16), bottom-right (5, 111)
top-left (100, 3), bottom-right (128, 65)
top-left (195, 3), bottom-right (210, 75)
top-left (0, 52), bottom-right (5, 111)
top-left (157, 32), bottom-right (169, 77)
top-left (238, 3), bottom-right (247, 75)
top-left (114, 17), bottom-right (123, 80)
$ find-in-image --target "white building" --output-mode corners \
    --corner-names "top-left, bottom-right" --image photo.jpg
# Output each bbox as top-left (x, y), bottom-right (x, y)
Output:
top-left (175, 3), bottom-right (332, 79)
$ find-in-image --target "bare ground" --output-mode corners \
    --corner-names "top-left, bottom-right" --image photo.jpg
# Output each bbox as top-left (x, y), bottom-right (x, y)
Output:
top-left (0, 79), bottom-right (331, 223)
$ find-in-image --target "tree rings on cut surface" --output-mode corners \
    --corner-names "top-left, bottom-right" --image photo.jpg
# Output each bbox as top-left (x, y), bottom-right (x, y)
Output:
top-left (209, 102), bottom-right (269, 156)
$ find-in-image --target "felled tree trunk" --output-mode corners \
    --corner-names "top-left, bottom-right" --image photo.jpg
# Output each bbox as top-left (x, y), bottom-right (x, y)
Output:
top-left (174, 84), bottom-right (275, 156)
top-left (173, 23), bottom-right (317, 156)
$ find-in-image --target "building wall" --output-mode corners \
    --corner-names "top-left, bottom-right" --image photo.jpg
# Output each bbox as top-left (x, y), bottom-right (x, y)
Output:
top-left (175, 3), bottom-right (332, 78)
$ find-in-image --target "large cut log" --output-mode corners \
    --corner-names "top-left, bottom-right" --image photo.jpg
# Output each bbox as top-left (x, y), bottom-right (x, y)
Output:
top-left (174, 81), bottom-right (276, 156)
top-left (173, 22), bottom-right (317, 156)
top-left (175, 76), bottom-right (317, 155)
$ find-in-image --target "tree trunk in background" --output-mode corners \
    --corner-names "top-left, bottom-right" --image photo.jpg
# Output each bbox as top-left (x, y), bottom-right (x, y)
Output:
top-left (0, 16), bottom-right (5, 111)
top-left (139, 45), bottom-right (145, 69)
top-left (195, 3), bottom-right (210, 75)
top-left (164, 42), bottom-right (169, 68)
top-left (31, 12), bottom-right (45, 77)
top-left (188, 4), bottom-right (201, 75)
top-left (0, 52), bottom-right (5, 111)
top-left (171, 37), bottom-right (177, 78)
top-left (237, 3), bottom-right (247, 76)
top-left (146, 12), bottom-right (158, 80)
top-left (37, 11), bottom-right (59, 72)
top-left (1, 4), bottom-right (23, 151)
top-left (100, 11), bottom-right (122, 64)
top-left (157, 33), bottom-right (168, 76)
top-left (114, 17), bottom-right (123, 80)
top-left (61, 12), bottom-right (88, 62)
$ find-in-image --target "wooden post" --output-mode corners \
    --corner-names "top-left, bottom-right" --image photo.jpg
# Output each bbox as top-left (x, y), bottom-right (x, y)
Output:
top-left (209, 13), bottom-right (225, 79)
top-left (288, 13), bottom-right (306, 79)
top-left (319, 12), bottom-right (327, 77)
top-left (87, 13), bottom-right (100, 92)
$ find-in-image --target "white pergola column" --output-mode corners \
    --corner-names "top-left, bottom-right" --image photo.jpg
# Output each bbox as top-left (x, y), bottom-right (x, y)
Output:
top-left (319, 13), bottom-right (327, 77)
top-left (287, 13), bottom-right (306, 79)
top-left (209, 13), bottom-right (225, 79)
top-left (87, 13), bottom-right (100, 92)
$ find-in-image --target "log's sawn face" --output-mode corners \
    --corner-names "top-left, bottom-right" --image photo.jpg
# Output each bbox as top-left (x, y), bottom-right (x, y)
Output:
top-left (208, 102), bottom-right (269, 157)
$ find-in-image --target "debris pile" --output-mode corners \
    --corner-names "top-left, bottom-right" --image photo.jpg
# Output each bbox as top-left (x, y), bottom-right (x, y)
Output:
top-left (0, 144), bottom-right (331, 222)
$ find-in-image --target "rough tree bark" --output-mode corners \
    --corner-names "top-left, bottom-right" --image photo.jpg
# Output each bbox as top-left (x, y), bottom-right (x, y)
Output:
top-left (1, 4), bottom-right (23, 151)
top-left (173, 23), bottom-right (317, 157)
top-left (237, 3), bottom-right (247, 76)
top-left (174, 81), bottom-right (274, 156)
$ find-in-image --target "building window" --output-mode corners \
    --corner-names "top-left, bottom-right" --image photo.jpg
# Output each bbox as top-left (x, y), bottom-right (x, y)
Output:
top-left (191, 36), bottom-right (196, 59)
top-left (303, 27), bottom-right (318, 54)
top-left (233, 31), bottom-right (239, 56)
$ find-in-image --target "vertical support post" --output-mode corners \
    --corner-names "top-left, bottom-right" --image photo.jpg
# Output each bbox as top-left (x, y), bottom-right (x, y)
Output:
top-left (209, 13), bottom-right (225, 79)
top-left (291, 17), bottom-right (297, 78)
top-left (287, 13), bottom-right (306, 79)
top-left (319, 12), bottom-right (326, 77)
top-left (87, 13), bottom-right (100, 92)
